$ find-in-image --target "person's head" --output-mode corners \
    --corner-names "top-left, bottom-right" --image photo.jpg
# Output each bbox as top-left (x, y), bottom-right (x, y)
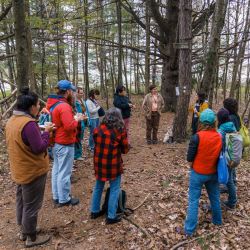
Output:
top-left (16, 87), bottom-right (40, 117)
top-left (77, 87), bottom-right (85, 100)
top-left (198, 108), bottom-right (216, 130)
top-left (149, 84), bottom-right (157, 95)
top-left (102, 107), bottom-right (125, 131)
top-left (217, 108), bottom-right (230, 127)
top-left (89, 89), bottom-right (100, 100)
top-left (223, 98), bottom-right (238, 115)
top-left (55, 80), bottom-right (76, 104)
top-left (116, 85), bottom-right (126, 96)
top-left (197, 91), bottom-right (206, 103)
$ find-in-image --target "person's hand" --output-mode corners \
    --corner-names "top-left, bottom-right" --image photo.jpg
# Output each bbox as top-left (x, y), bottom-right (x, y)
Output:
top-left (82, 114), bottom-right (88, 121)
top-left (129, 103), bottom-right (133, 108)
top-left (44, 122), bottom-right (55, 132)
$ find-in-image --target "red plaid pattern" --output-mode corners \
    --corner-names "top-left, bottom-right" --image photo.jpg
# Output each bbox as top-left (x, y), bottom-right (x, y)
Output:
top-left (93, 124), bottom-right (129, 181)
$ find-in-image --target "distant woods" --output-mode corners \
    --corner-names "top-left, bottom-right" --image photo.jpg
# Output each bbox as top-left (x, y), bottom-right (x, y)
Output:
top-left (0, 0), bottom-right (250, 139)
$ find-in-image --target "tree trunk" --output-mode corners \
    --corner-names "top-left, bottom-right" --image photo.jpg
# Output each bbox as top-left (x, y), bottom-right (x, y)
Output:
top-left (200, 0), bottom-right (228, 96)
top-left (144, 0), bottom-right (150, 93)
top-left (13, 0), bottom-right (29, 93)
top-left (172, 0), bottom-right (192, 141)
top-left (116, 0), bottom-right (122, 85)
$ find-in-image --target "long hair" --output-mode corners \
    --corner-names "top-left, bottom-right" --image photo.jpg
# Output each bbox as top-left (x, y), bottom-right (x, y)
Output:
top-left (101, 107), bottom-right (125, 131)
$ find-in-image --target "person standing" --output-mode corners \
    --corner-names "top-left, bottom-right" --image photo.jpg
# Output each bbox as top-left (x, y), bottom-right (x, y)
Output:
top-left (5, 87), bottom-right (53, 247)
top-left (191, 91), bottom-right (209, 135)
top-left (184, 109), bottom-right (222, 236)
top-left (217, 108), bottom-right (238, 209)
top-left (85, 89), bottom-right (101, 152)
top-left (142, 84), bottom-right (164, 144)
top-left (74, 87), bottom-right (88, 161)
top-left (47, 80), bottom-right (84, 207)
top-left (113, 85), bottom-right (134, 144)
top-left (90, 108), bottom-right (129, 224)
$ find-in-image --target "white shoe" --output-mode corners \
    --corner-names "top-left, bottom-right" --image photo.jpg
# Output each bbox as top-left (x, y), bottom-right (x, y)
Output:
top-left (76, 157), bottom-right (85, 161)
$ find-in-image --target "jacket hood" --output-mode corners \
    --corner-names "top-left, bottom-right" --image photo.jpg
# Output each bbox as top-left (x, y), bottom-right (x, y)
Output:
top-left (219, 121), bottom-right (236, 133)
top-left (46, 95), bottom-right (66, 110)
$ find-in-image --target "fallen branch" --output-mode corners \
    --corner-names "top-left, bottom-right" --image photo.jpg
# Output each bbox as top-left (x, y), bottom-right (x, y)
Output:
top-left (170, 230), bottom-right (218, 250)
top-left (123, 216), bottom-right (150, 237)
top-left (132, 193), bottom-right (150, 211)
top-left (2, 100), bottom-right (16, 118)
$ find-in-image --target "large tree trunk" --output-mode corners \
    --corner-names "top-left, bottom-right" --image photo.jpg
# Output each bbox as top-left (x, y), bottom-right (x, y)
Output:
top-left (13, 0), bottom-right (29, 93)
top-left (200, 0), bottom-right (228, 96)
top-left (159, 0), bottom-right (179, 112)
top-left (144, 0), bottom-right (150, 93)
top-left (116, 0), bottom-right (122, 85)
top-left (172, 0), bottom-right (192, 141)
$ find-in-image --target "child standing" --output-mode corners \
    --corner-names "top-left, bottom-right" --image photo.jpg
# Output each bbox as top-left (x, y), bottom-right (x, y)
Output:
top-left (184, 109), bottom-right (222, 236)
top-left (90, 108), bottom-right (129, 224)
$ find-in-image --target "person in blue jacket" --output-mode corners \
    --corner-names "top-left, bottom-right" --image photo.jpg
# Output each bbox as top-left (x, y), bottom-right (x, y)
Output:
top-left (74, 87), bottom-right (88, 160)
top-left (217, 108), bottom-right (237, 209)
top-left (113, 85), bottom-right (134, 144)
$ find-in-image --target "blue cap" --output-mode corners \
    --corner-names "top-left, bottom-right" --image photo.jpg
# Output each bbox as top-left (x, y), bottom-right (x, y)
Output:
top-left (57, 80), bottom-right (76, 92)
top-left (200, 108), bottom-right (215, 124)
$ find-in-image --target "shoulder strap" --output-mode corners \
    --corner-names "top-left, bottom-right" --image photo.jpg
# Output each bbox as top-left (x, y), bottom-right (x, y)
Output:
top-left (49, 101), bottom-right (63, 113)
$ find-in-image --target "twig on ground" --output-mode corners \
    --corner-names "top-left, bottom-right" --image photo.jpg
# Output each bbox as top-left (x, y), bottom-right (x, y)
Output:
top-left (170, 230), bottom-right (218, 250)
top-left (132, 193), bottom-right (150, 211)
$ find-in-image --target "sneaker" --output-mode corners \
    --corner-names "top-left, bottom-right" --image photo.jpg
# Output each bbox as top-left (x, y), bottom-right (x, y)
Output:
top-left (18, 227), bottom-right (42, 241)
top-left (25, 234), bottom-right (51, 248)
top-left (106, 216), bottom-right (122, 225)
top-left (222, 201), bottom-right (235, 210)
top-left (76, 157), bottom-right (85, 161)
top-left (91, 210), bottom-right (106, 219)
top-left (58, 197), bottom-right (79, 207)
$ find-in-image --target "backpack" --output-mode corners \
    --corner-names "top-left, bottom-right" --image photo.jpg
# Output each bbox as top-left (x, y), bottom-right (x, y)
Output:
top-left (239, 118), bottom-right (250, 147)
top-left (217, 150), bottom-right (229, 185)
top-left (225, 132), bottom-right (243, 167)
top-left (102, 188), bottom-right (133, 216)
top-left (38, 101), bottom-right (63, 125)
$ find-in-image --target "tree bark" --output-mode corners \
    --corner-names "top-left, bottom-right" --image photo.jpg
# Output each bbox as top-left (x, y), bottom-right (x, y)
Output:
top-left (200, 0), bottom-right (228, 96)
top-left (12, 0), bottom-right (29, 93)
top-left (172, 0), bottom-right (192, 141)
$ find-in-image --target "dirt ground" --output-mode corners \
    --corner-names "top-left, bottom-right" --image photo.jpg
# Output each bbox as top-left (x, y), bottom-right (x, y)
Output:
top-left (0, 96), bottom-right (250, 250)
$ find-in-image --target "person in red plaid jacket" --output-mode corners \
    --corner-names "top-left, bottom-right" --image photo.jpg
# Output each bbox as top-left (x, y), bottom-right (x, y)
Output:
top-left (90, 107), bottom-right (129, 224)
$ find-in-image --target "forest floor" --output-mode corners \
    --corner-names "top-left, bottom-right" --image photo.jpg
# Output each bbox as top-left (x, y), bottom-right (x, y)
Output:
top-left (0, 96), bottom-right (250, 250)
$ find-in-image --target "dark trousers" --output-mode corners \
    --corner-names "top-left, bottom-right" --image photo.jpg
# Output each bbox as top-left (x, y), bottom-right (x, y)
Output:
top-left (16, 174), bottom-right (47, 236)
top-left (146, 112), bottom-right (160, 141)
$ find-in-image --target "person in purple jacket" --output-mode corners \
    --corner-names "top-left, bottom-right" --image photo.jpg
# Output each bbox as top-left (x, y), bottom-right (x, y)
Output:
top-left (6, 87), bottom-right (54, 248)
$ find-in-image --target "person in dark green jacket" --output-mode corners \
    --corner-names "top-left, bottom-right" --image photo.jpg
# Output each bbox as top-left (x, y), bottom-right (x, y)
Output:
top-left (113, 85), bottom-right (134, 144)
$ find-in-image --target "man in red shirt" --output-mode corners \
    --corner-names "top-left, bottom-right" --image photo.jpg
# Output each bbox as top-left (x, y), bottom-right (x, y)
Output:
top-left (47, 80), bottom-right (84, 207)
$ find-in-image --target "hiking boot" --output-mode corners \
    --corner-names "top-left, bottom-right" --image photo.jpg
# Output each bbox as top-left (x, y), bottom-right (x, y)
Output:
top-left (91, 210), bottom-right (106, 219)
top-left (58, 197), bottom-right (79, 207)
top-left (25, 234), bottom-right (51, 248)
top-left (152, 140), bottom-right (158, 144)
top-left (53, 199), bottom-right (59, 205)
top-left (106, 216), bottom-right (122, 225)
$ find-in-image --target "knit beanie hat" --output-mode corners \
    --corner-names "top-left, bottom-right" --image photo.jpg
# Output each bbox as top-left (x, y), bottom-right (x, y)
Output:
top-left (200, 109), bottom-right (215, 125)
top-left (217, 108), bottom-right (230, 126)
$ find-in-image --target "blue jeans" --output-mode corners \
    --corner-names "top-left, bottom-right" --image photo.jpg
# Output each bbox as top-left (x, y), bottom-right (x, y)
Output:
top-left (89, 118), bottom-right (99, 150)
top-left (91, 175), bottom-right (121, 219)
top-left (184, 170), bottom-right (222, 235)
top-left (226, 167), bottom-right (237, 207)
top-left (52, 144), bottom-right (74, 203)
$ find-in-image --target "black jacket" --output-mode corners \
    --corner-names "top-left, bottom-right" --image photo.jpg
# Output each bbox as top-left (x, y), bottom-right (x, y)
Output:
top-left (113, 94), bottom-right (131, 119)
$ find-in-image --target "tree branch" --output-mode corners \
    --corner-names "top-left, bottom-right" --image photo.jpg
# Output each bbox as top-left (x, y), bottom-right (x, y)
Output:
top-left (0, 2), bottom-right (12, 21)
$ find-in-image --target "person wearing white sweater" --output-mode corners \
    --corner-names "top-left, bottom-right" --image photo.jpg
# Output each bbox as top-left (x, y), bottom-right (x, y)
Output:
top-left (85, 89), bottom-right (101, 151)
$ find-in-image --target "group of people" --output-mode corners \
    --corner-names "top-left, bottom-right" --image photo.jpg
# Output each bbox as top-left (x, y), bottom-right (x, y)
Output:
top-left (4, 79), bottom-right (246, 247)
top-left (185, 94), bottom-right (243, 236)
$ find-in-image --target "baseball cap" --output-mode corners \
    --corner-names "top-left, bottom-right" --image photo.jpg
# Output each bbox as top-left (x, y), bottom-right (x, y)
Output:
top-left (200, 108), bottom-right (215, 124)
top-left (57, 80), bottom-right (76, 92)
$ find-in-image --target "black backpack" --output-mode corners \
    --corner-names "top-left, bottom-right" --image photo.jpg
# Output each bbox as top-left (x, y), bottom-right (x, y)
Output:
top-left (102, 188), bottom-right (133, 215)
